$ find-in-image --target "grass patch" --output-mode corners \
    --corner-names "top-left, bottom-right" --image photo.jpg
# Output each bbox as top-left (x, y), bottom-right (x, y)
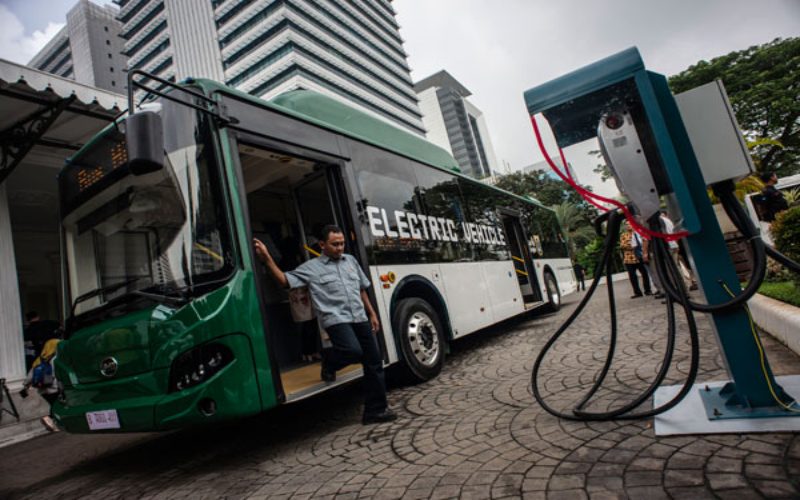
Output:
top-left (758, 281), bottom-right (800, 307)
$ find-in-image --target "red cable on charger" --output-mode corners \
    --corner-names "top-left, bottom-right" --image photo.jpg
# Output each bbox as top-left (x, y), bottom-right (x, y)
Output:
top-left (530, 115), bottom-right (688, 242)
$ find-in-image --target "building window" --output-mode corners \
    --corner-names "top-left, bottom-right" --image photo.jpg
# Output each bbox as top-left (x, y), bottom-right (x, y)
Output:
top-left (112, 81), bottom-right (116, 86)
top-left (104, 26), bottom-right (109, 32)
top-left (110, 67), bottom-right (114, 72)
top-left (106, 40), bottom-right (110, 45)
top-left (108, 53), bottom-right (112, 59)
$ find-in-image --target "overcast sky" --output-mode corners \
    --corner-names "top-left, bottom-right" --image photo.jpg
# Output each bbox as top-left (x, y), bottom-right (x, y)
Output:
top-left (395, 0), bottom-right (799, 177)
top-left (2, 0), bottom-right (798, 177)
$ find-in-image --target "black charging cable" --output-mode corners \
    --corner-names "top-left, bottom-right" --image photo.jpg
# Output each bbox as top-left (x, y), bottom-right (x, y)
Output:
top-left (531, 210), bottom-right (701, 421)
top-left (531, 180), bottom-right (798, 421)
top-left (654, 189), bottom-right (765, 313)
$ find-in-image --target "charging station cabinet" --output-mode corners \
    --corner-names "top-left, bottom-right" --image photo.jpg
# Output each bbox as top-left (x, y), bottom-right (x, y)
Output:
top-left (674, 80), bottom-right (754, 185)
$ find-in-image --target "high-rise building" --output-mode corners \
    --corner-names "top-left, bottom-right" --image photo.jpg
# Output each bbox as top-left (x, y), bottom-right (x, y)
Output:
top-left (523, 158), bottom-right (577, 181)
top-left (414, 70), bottom-right (498, 179)
top-left (522, 157), bottom-right (621, 200)
top-left (28, 0), bottom-right (127, 93)
top-left (117, 0), bottom-right (424, 134)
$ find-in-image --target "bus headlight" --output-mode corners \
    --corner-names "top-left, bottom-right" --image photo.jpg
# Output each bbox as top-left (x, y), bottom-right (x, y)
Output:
top-left (168, 342), bottom-right (233, 393)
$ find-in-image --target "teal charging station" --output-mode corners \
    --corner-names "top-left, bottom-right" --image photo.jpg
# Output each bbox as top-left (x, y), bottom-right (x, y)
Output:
top-left (524, 47), bottom-right (798, 421)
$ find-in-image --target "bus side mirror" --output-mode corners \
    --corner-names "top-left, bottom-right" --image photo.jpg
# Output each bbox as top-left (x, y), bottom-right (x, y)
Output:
top-left (126, 110), bottom-right (164, 175)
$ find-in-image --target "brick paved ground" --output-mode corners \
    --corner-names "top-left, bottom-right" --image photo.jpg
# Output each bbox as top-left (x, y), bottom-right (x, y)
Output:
top-left (1, 285), bottom-right (799, 499)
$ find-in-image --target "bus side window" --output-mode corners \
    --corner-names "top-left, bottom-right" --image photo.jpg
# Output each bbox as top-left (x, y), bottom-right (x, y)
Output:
top-left (458, 179), bottom-right (510, 261)
top-left (352, 155), bottom-right (422, 265)
top-left (415, 165), bottom-right (471, 262)
top-left (521, 204), bottom-right (567, 259)
top-left (520, 204), bottom-right (543, 258)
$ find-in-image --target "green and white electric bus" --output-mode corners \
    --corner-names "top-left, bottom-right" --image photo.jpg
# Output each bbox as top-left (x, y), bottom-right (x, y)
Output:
top-left (54, 75), bottom-right (574, 432)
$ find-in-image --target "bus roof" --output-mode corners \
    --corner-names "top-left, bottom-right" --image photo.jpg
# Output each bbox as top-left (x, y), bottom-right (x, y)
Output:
top-left (194, 79), bottom-right (459, 171)
top-left (193, 80), bottom-right (553, 211)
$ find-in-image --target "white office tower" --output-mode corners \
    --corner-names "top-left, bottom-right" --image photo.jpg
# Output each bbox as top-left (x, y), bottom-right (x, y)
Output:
top-left (414, 70), bottom-right (498, 179)
top-left (117, 0), bottom-right (425, 134)
top-left (28, 0), bottom-right (128, 93)
top-left (523, 158), bottom-right (577, 180)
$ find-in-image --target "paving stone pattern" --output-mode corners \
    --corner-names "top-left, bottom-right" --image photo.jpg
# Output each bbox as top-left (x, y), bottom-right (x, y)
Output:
top-left (2, 286), bottom-right (799, 499)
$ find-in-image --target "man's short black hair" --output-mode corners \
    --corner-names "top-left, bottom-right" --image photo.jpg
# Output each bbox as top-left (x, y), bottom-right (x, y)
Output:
top-left (319, 224), bottom-right (344, 242)
top-left (759, 171), bottom-right (776, 183)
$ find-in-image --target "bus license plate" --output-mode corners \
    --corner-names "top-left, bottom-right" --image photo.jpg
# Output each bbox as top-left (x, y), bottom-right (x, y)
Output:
top-left (86, 409), bottom-right (120, 430)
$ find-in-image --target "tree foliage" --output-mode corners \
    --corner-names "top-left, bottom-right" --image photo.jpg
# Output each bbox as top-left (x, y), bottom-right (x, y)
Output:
top-left (771, 206), bottom-right (800, 288)
top-left (494, 170), bottom-right (596, 220)
top-left (494, 170), bottom-right (602, 265)
top-left (576, 236), bottom-right (624, 278)
top-left (589, 149), bottom-right (613, 183)
top-left (552, 201), bottom-right (596, 260)
top-left (669, 38), bottom-right (800, 177)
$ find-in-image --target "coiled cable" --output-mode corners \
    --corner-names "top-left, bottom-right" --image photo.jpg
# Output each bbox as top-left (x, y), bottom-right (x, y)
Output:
top-left (531, 210), bottom-right (701, 421)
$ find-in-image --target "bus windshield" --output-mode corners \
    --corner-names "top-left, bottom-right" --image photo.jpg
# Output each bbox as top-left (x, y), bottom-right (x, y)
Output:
top-left (59, 95), bottom-right (233, 318)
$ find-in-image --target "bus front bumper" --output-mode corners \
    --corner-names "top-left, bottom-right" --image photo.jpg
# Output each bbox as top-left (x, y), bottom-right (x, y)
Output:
top-left (53, 337), bottom-right (262, 433)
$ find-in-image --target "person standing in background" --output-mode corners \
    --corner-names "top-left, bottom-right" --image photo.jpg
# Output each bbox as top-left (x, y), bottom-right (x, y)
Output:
top-left (573, 262), bottom-right (586, 291)
top-left (620, 221), bottom-right (652, 298)
top-left (758, 171), bottom-right (789, 222)
top-left (659, 211), bottom-right (698, 291)
top-left (23, 312), bottom-right (60, 371)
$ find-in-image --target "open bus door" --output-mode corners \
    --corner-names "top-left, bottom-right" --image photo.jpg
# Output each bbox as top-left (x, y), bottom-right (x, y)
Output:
top-left (238, 142), bottom-right (372, 400)
top-left (500, 213), bottom-right (542, 305)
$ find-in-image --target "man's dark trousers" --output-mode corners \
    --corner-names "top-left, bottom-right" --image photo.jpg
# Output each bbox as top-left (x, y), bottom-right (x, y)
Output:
top-left (325, 321), bottom-right (387, 415)
top-left (624, 262), bottom-right (651, 296)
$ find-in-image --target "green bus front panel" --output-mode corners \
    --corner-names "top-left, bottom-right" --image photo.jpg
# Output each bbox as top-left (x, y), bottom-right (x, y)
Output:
top-left (53, 270), bottom-right (279, 433)
top-left (53, 335), bottom-right (259, 433)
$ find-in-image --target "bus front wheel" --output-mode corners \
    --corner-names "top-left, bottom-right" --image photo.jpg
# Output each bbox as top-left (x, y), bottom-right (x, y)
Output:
top-left (393, 298), bottom-right (445, 382)
top-left (543, 271), bottom-right (561, 312)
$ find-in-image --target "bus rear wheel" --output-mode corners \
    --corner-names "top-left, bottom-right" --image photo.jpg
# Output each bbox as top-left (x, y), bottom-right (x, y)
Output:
top-left (543, 270), bottom-right (561, 312)
top-left (393, 298), bottom-right (445, 383)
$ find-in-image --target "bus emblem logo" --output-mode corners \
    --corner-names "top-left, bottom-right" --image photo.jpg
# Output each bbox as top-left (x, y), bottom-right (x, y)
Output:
top-left (100, 357), bottom-right (118, 378)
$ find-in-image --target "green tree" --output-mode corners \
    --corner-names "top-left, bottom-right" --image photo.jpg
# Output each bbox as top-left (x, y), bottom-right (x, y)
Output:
top-left (576, 236), bottom-right (623, 278)
top-left (771, 206), bottom-right (800, 289)
top-left (669, 37), bottom-right (800, 177)
top-left (494, 170), bottom-right (596, 220)
top-left (495, 170), bottom-right (602, 265)
top-left (552, 201), bottom-right (596, 260)
top-left (588, 149), bottom-right (614, 184)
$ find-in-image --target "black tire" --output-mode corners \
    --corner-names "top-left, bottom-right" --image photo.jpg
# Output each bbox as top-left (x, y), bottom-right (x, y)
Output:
top-left (543, 270), bottom-right (561, 312)
top-left (393, 298), bottom-right (446, 383)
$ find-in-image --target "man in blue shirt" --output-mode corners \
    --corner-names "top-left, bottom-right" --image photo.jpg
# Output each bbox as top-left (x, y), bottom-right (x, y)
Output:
top-left (254, 225), bottom-right (397, 425)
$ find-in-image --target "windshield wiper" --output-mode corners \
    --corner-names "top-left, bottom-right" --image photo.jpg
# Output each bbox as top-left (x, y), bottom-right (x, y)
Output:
top-left (70, 277), bottom-right (143, 314)
top-left (65, 281), bottom-right (193, 332)
top-left (130, 284), bottom-right (192, 306)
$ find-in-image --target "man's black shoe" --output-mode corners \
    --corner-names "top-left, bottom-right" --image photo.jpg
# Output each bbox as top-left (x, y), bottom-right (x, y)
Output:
top-left (630, 294), bottom-right (643, 299)
top-left (321, 365), bottom-right (336, 383)
top-left (362, 408), bottom-right (397, 425)
top-left (654, 292), bottom-right (665, 299)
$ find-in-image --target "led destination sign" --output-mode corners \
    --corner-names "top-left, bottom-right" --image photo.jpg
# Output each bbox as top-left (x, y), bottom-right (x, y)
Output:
top-left (366, 205), bottom-right (507, 246)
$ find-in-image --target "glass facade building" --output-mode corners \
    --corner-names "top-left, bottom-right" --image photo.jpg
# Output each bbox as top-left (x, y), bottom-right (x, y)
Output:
top-left (29, 0), bottom-right (128, 93)
top-left (414, 70), bottom-right (498, 179)
top-left (117, 0), bottom-right (424, 134)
